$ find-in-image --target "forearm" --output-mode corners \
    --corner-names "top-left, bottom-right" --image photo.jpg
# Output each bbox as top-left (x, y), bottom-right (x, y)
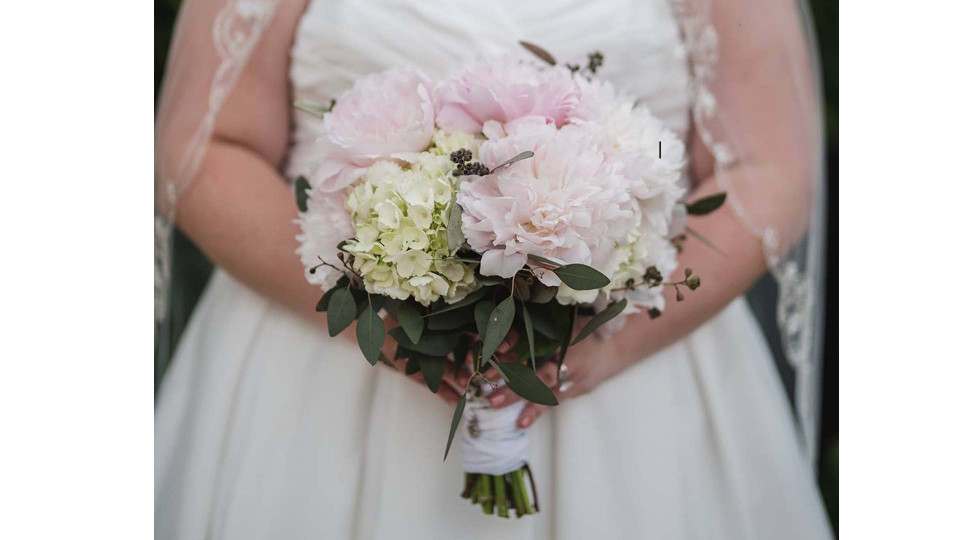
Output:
top-left (611, 173), bottom-right (768, 362)
top-left (176, 139), bottom-right (324, 323)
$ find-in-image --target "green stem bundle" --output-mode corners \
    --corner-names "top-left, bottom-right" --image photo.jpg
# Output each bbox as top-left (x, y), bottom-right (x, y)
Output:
top-left (462, 468), bottom-right (537, 518)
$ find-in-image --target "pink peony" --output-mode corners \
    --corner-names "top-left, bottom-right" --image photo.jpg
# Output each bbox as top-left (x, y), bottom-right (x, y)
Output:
top-left (311, 68), bottom-right (435, 192)
top-left (570, 76), bottom-right (686, 236)
top-left (457, 117), bottom-right (635, 280)
top-left (435, 56), bottom-right (581, 134)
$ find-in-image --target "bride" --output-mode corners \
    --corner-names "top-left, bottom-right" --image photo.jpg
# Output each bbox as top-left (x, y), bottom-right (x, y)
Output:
top-left (155, 0), bottom-right (832, 538)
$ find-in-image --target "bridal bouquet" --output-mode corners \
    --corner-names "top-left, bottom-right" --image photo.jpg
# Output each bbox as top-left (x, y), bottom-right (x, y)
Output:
top-left (295, 43), bottom-right (724, 518)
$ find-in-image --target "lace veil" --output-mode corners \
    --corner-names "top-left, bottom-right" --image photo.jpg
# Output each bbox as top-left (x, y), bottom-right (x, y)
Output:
top-left (155, 0), bottom-right (826, 464)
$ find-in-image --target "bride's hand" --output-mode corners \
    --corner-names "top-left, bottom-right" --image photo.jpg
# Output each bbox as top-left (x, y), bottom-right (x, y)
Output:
top-left (484, 332), bottom-right (627, 429)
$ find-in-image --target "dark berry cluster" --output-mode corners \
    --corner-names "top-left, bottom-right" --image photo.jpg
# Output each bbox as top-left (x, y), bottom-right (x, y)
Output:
top-left (567, 51), bottom-right (604, 76)
top-left (586, 52), bottom-right (604, 74)
top-left (450, 148), bottom-right (490, 177)
top-left (450, 148), bottom-right (472, 165)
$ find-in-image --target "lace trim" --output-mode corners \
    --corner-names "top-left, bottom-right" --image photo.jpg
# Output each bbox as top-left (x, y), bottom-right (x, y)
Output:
top-left (670, 0), bottom-right (821, 464)
top-left (155, 0), bottom-right (278, 325)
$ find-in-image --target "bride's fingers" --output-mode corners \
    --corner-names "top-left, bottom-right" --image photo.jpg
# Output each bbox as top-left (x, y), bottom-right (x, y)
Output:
top-left (516, 402), bottom-right (549, 429)
top-left (487, 361), bottom-right (561, 409)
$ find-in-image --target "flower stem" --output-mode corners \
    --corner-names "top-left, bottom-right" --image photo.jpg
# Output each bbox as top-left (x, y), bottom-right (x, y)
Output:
top-left (479, 474), bottom-right (494, 514)
top-left (494, 474), bottom-right (508, 517)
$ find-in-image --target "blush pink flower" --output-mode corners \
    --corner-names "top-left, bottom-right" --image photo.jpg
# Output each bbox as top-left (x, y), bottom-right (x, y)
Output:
top-left (311, 68), bottom-right (435, 192)
top-left (457, 117), bottom-right (635, 280)
top-left (435, 55), bottom-right (581, 134)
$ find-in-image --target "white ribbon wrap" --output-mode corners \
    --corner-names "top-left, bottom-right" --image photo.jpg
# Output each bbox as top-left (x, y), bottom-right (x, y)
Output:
top-left (460, 392), bottom-right (529, 476)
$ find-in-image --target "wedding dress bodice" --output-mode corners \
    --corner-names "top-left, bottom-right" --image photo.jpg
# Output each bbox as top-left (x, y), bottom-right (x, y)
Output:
top-left (285, 0), bottom-right (692, 178)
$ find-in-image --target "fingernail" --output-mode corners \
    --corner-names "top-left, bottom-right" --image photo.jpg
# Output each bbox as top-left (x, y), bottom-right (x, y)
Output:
top-left (518, 416), bottom-right (532, 428)
top-left (489, 393), bottom-right (504, 406)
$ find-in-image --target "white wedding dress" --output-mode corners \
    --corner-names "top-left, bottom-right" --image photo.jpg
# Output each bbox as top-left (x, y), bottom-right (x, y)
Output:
top-left (155, 0), bottom-right (833, 538)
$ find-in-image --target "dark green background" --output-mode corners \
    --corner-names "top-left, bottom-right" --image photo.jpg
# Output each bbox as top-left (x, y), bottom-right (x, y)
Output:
top-left (155, 0), bottom-right (837, 530)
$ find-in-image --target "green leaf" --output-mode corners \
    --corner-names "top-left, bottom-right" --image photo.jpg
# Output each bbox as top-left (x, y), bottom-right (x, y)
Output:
top-left (428, 306), bottom-right (475, 331)
top-left (518, 41), bottom-right (557, 66)
top-left (405, 356), bottom-right (421, 375)
top-left (498, 362), bottom-right (558, 406)
top-left (556, 306), bottom-right (576, 371)
top-left (571, 299), bottom-right (627, 345)
top-left (388, 328), bottom-right (459, 357)
top-left (396, 301), bottom-right (424, 344)
top-left (553, 264), bottom-right (610, 290)
top-left (478, 275), bottom-right (505, 286)
top-left (424, 288), bottom-right (487, 317)
top-left (487, 358), bottom-right (510, 383)
top-left (521, 302), bottom-right (536, 369)
top-left (356, 305), bottom-right (386, 365)
top-left (474, 300), bottom-right (494, 338)
top-left (327, 287), bottom-right (356, 337)
top-left (294, 176), bottom-right (311, 212)
top-left (293, 99), bottom-right (333, 117)
top-left (685, 192), bottom-right (727, 216)
top-left (452, 339), bottom-right (469, 377)
top-left (491, 151), bottom-right (534, 174)
top-left (419, 356), bottom-right (446, 393)
top-left (514, 278), bottom-right (531, 301)
top-left (444, 394), bottom-right (467, 461)
top-left (315, 285), bottom-right (340, 312)
top-left (446, 203), bottom-right (465, 250)
top-left (481, 298), bottom-right (515, 362)
top-left (528, 282), bottom-right (556, 304)
top-left (527, 254), bottom-right (560, 267)
top-left (524, 303), bottom-right (561, 340)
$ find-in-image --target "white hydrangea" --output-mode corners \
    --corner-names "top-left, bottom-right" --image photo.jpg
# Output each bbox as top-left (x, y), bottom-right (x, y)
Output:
top-left (342, 151), bottom-right (479, 305)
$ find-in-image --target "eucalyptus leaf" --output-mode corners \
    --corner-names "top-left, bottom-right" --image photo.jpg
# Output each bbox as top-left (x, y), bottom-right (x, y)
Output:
top-left (685, 192), bottom-right (727, 216)
top-left (521, 302), bottom-right (536, 369)
top-left (556, 306), bottom-right (576, 371)
top-left (428, 306), bottom-right (475, 331)
top-left (528, 283), bottom-right (556, 304)
top-left (491, 151), bottom-right (534, 174)
top-left (499, 362), bottom-right (558, 406)
top-left (446, 202), bottom-right (465, 250)
top-left (527, 254), bottom-right (560, 267)
top-left (487, 358), bottom-right (510, 383)
top-left (315, 285), bottom-right (340, 312)
top-left (326, 287), bottom-right (356, 337)
top-left (571, 299), bottom-right (627, 345)
top-left (474, 300), bottom-right (494, 338)
top-left (405, 356), bottom-right (421, 375)
top-left (293, 99), bottom-right (333, 117)
top-left (478, 275), bottom-right (505, 286)
top-left (294, 176), bottom-right (310, 212)
top-left (554, 264), bottom-right (610, 290)
top-left (424, 288), bottom-right (487, 317)
top-left (356, 305), bottom-right (386, 365)
top-left (481, 298), bottom-right (515, 362)
top-left (397, 301), bottom-right (424, 344)
top-left (525, 303), bottom-right (561, 340)
top-left (453, 339), bottom-right (470, 377)
top-left (389, 328), bottom-right (459, 357)
top-left (518, 40), bottom-right (557, 65)
top-left (515, 278), bottom-right (531, 301)
top-left (444, 394), bottom-right (467, 461)
top-left (419, 356), bottom-right (446, 393)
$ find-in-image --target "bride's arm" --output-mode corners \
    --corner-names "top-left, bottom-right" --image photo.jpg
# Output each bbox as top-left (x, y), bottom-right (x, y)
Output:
top-left (172, 3), bottom-right (322, 320)
top-left (166, 2), bottom-right (465, 405)
top-left (487, 0), bottom-right (819, 425)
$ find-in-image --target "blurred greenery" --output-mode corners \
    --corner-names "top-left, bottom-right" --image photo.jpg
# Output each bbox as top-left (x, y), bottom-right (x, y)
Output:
top-left (154, 0), bottom-right (837, 532)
